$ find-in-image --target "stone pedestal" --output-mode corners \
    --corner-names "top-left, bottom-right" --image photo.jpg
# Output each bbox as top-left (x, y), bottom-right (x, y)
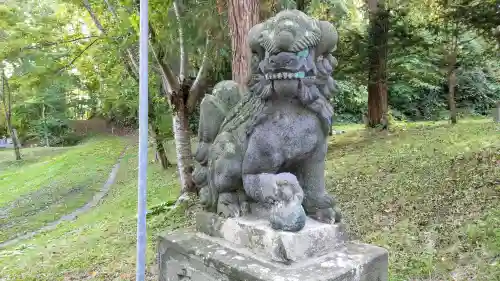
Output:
top-left (157, 212), bottom-right (389, 281)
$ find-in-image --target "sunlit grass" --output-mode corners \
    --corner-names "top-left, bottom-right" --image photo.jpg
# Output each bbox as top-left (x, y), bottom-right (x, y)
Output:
top-left (0, 137), bottom-right (127, 242)
top-left (0, 119), bottom-right (498, 280)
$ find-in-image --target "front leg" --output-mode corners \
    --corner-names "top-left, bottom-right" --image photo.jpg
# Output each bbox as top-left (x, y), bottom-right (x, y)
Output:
top-left (242, 134), bottom-right (307, 231)
top-left (294, 142), bottom-right (341, 223)
top-left (242, 131), bottom-right (285, 204)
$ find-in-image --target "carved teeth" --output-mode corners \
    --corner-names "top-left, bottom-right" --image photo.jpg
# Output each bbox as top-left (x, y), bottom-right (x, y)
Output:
top-left (264, 72), bottom-right (314, 80)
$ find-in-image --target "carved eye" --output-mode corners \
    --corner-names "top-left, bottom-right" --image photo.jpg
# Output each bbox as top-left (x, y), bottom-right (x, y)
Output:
top-left (297, 49), bottom-right (309, 58)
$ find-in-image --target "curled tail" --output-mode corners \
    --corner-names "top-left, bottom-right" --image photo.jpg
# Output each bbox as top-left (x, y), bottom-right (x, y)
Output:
top-left (192, 81), bottom-right (242, 191)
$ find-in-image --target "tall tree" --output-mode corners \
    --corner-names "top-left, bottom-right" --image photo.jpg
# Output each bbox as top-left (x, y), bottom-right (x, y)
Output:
top-left (1, 71), bottom-right (21, 160)
top-left (81, 0), bottom-right (173, 170)
top-left (366, 0), bottom-right (389, 128)
top-left (228, 0), bottom-right (260, 85)
top-left (148, 0), bottom-right (210, 194)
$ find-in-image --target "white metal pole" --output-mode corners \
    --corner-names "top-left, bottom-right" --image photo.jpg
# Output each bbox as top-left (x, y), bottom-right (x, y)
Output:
top-left (136, 0), bottom-right (148, 279)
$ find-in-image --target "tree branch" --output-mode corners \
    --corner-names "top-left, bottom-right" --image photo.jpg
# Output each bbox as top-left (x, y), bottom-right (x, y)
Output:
top-left (173, 0), bottom-right (187, 83)
top-left (125, 48), bottom-right (139, 74)
top-left (123, 56), bottom-right (139, 82)
top-left (83, 0), bottom-right (107, 34)
top-left (57, 39), bottom-right (100, 73)
top-left (187, 36), bottom-right (210, 113)
top-left (149, 21), bottom-right (180, 93)
top-left (103, 0), bottom-right (118, 18)
top-left (22, 36), bottom-right (101, 50)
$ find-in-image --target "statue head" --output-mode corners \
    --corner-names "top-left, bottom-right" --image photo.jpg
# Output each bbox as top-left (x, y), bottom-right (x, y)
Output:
top-left (211, 80), bottom-right (242, 111)
top-left (247, 10), bottom-right (338, 131)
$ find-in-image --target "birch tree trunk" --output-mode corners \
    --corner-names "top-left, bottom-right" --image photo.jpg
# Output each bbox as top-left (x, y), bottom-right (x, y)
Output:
top-left (172, 97), bottom-right (195, 193)
top-left (228, 0), bottom-right (260, 86)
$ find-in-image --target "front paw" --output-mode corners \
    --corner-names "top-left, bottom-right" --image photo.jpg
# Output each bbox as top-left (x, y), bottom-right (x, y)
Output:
top-left (309, 207), bottom-right (341, 224)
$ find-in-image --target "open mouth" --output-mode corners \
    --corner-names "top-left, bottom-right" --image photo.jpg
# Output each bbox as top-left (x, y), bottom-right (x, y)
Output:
top-left (264, 71), bottom-right (315, 80)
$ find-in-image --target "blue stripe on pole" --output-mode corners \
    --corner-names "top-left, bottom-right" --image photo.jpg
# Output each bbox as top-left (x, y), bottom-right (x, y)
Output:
top-left (136, 0), bottom-right (148, 280)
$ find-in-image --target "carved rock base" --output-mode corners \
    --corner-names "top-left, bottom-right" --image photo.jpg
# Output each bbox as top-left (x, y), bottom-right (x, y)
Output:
top-left (158, 212), bottom-right (389, 281)
top-left (195, 211), bottom-right (348, 263)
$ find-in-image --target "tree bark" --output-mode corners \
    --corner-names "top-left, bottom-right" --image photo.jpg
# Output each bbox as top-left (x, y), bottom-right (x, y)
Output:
top-left (149, 98), bottom-right (171, 169)
top-left (447, 52), bottom-right (458, 124)
top-left (9, 127), bottom-right (21, 160)
top-left (366, 0), bottom-right (389, 129)
top-left (172, 95), bottom-right (196, 193)
top-left (228, 0), bottom-right (260, 86)
top-left (156, 139), bottom-right (170, 169)
top-left (42, 104), bottom-right (50, 147)
top-left (1, 73), bottom-right (21, 160)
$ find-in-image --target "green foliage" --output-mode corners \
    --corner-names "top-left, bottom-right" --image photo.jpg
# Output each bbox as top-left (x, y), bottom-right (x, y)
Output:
top-left (333, 79), bottom-right (367, 123)
top-left (456, 67), bottom-right (500, 115)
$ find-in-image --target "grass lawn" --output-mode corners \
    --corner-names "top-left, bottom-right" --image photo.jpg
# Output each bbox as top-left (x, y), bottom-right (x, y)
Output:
top-left (0, 137), bottom-right (128, 243)
top-left (0, 139), bottom-right (184, 280)
top-left (328, 119), bottom-right (500, 280)
top-left (0, 119), bottom-right (498, 280)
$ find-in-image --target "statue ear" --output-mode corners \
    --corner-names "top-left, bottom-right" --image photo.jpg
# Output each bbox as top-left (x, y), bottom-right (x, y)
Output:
top-left (316, 21), bottom-right (338, 56)
top-left (248, 23), bottom-right (265, 58)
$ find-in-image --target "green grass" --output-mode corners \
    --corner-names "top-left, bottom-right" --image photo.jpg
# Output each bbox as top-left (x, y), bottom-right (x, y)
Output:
top-left (0, 137), bottom-right (128, 242)
top-left (327, 119), bottom-right (500, 280)
top-left (0, 146), bottom-right (70, 170)
top-left (0, 119), bottom-right (498, 280)
top-left (0, 141), bottom-right (184, 281)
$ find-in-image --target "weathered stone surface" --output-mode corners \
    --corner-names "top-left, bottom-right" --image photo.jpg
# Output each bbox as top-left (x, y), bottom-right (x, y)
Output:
top-left (158, 230), bottom-right (388, 281)
top-left (191, 9), bottom-right (341, 231)
top-left (196, 211), bottom-right (347, 263)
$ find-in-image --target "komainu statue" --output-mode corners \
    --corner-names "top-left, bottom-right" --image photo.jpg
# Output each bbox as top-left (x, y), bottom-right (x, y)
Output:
top-left (192, 9), bottom-right (340, 232)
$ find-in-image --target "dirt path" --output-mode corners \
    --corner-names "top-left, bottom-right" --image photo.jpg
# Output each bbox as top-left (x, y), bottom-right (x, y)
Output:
top-left (0, 146), bottom-right (129, 249)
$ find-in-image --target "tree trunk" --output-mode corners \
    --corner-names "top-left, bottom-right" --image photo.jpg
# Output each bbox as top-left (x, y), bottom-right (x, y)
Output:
top-left (1, 71), bottom-right (21, 161)
top-left (156, 137), bottom-right (170, 169)
top-left (296, 0), bottom-right (309, 11)
top-left (148, 91), bottom-right (171, 169)
top-left (151, 121), bottom-right (171, 169)
top-left (228, 0), bottom-right (260, 86)
top-left (446, 51), bottom-right (458, 124)
top-left (172, 95), bottom-right (196, 193)
top-left (6, 123), bottom-right (21, 161)
top-left (493, 101), bottom-right (500, 123)
top-left (366, 0), bottom-right (389, 129)
top-left (42, 104), bottom-right (50, 147)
